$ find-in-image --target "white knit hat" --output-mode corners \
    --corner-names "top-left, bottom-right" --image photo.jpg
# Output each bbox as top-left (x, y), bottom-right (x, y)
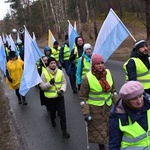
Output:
top-left (83, 43), bottom-right (92, 52)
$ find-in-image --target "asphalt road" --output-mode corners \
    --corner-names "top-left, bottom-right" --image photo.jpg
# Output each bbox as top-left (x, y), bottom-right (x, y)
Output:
top-left (3, 59), bottom-right (125, 150)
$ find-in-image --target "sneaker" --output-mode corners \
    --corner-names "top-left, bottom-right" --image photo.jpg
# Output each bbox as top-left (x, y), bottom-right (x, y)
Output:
top-left (62, 130), bottom-right (70, 138)
top-left (51, 121), bottom-right (56, 127)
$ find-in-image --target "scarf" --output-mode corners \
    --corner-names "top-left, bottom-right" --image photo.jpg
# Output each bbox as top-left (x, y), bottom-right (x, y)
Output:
top-left (92, 67), bottom-right (110, 92)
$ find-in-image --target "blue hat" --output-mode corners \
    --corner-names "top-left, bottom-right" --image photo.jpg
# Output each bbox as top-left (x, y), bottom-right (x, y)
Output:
top-left (44, 46), bottom-right (51, 52)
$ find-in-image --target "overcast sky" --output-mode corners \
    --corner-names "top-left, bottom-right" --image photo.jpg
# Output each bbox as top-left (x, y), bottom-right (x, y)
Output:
top-left (0, 1), bottom-right (11, 20)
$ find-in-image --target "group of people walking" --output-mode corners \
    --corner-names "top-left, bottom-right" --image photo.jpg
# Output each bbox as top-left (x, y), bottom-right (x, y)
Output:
top-left (3, 35), bottom-right (150, 149)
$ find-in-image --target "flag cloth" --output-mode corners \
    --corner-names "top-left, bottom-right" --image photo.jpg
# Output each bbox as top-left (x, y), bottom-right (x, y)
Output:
top-left (9, 34), bottom-right (19, 56)
top-left (32, 32), bottom-right (36, 41)
top-left (48, 29), bottom-right (56, 48)
top-left (17, 33), bottom-right (22, 43)
top-left (0, 36), bottom-right (6, 75)
top-left (68, 20), bottom-right (79, 51)
top-left (74, 21), bottom-right (77, 32)
top-left (2, 33), bottom-right (6, 44)
top-left (19, 26), bottom-right (43, 96)
top-left (93, 8), bottom-right (130, 62)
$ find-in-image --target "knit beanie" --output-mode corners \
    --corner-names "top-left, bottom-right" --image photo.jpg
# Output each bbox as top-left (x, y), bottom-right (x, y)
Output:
top-left (44, 46), bottom-right (51, 52)
top-left (83, 43), bottom-right (92, 52)
top-left (133, 40), bottom-right (147, 51)
top-left (92, 54), bottom-right (104, 66)
top-left (48, 57), bottom-right (56, 64)
top-left (119, 81), bottom-right (144, 102)
top-left (53, 41), bottom-right (59, 45)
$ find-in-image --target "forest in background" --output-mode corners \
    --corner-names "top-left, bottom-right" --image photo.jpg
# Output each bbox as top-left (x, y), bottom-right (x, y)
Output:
top-left (1, 0), bottom-right (150, 41)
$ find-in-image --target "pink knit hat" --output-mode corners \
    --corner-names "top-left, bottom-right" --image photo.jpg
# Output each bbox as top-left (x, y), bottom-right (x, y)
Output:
top-left (92, 54), bottom-right (104, 66)
top-left (119, 81), bottom-right (144, 101)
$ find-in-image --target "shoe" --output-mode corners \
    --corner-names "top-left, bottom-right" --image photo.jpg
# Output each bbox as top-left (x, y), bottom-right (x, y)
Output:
top-left (18, 100), bottom-right (22, 104)
top-left (23, 99), bottom-right (28, 105)
top-left (51, 121), bottom-right (56, 127)
top-left (62, 130), bottom-right (70, 138)
top-left (73, 88), bottom-right (77, 94)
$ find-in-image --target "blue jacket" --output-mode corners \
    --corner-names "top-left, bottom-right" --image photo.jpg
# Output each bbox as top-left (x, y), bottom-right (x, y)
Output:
top-left (109, 92), bottom-right (150, 150)
top-left (76, 52), bottom-right (91, 85)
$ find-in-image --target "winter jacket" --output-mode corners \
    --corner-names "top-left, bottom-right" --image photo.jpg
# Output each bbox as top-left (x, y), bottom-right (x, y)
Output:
top-left (6, 58), bottom-right (24, 89)
top-left (123, 49), bottom-right (150, 94)
top-left (109, 93), bottom-right (150, 150)
top-left (76, 53), bottom-right (91, 85)
top-left (79, 70), bottom-right (117, 144)
top-left (40, 67), bottom-right (67, 94)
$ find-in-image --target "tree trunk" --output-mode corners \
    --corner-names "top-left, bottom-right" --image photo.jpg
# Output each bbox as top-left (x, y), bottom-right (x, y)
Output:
top-left (76, 4), bottom-right (82, 36)
top-left (85, 0), bottom-right (93, 39)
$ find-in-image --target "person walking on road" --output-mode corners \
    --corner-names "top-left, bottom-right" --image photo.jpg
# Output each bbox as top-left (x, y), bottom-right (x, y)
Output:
top-left (37, 56), bottom-right (49, 110)
top-left (123, 39), bottom-right (150, 94)
top-left (6, 51), bottom-right (27, 105)
top-left (76, 43), bottom-right (92, 91)
top-left (79, 54), bottom-right (117, 150)
top-left (109, 81), bottom-right (150, 150)
top-left (69, 36), bottom-right (84, 93)
top-left (40, 57), bottom-right (70, 138)
top-left (51, 41), bottom-right (62, 69)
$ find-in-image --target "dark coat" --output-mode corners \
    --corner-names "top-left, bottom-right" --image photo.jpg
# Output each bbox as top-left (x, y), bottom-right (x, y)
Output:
top-left (79, 72), bottom-right (117, 144)
top-left (109, 92), bottom-right (150, 150)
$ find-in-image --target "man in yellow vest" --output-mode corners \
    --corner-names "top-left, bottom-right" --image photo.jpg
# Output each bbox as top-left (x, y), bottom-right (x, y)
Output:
top-left (40, 57), bottom-right (70, 138)
top-left (109, 81), bottom-right (150, 150)
top-left (123, 39), bottom-right (150, 94)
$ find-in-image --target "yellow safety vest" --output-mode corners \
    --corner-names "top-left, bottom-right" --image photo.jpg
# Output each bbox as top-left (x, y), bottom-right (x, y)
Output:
top-left (74, 47), bottom-right (79, 66)
top-left (63, 45), bottom-right (70, 60)
top-left (87, 70), bottom-right (113, 106)
top-left (123, 58), bottom-right (150, 89)
top-left (43, 69), bottom-right (62, 98)
top-left (119, 110), bottom-right (150, 150)
top-left (81, 58), bottom-right (90, 79)
top-left (51, 46), bottom-right (60, 61)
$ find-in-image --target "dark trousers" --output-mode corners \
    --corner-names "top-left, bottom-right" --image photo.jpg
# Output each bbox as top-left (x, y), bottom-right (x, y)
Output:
top-left (69, 73), bottom-right (77, 90)
top-left (15, 88), bottom-right (25, 101)
top-left (46, 96), bottom-right (67, 131)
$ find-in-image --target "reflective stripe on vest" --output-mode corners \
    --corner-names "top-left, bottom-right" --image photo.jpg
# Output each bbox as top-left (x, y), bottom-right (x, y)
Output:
top-left (63, 45), bottom-right (70, 60)
top-left (81, 59), bottom-right (90, 78)
top-left (43, 69), bottom-right (62, 98)
top-left (119, 110), bottom-right (150, 150)
top-left (123, 57), bottom-right (150, 89)
top-left (87, 70), bottom-right (113, 106)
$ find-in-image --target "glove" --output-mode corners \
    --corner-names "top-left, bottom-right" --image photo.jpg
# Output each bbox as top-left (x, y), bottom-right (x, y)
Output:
top-left (78, 84), bottom-right (81, 91)
top-left (8, 77), bottom-right (13, 83)
top-left (84, 114), bottom-right (92, 122)
top-left (57, 90), bottom-right (63, 97)
top-left (49, 78), bottom-right (55, 85)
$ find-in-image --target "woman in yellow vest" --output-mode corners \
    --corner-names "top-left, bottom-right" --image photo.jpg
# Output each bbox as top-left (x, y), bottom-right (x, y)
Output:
top-left (109, 81), bottom-right (150, 149)
top-left (6, 51), bottom-right (27, 105)
top-left (40, 57), bottom-right (70, 138)
top-left (79, 54), bottom-right (117, 150)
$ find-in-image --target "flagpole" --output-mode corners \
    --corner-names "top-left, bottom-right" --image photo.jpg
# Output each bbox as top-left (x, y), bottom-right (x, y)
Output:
top-left (110, 8), bottom-right (136, 42)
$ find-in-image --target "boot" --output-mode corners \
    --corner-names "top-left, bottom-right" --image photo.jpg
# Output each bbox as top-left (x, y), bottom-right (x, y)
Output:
top-left (18, 99), bottom-right (22, 104)
top-left (23, 99), bottom-right (28, 105)
top-left (51, 120), bottom-right (56, 127)
top-left (62, 130), bottom-right (70, 138)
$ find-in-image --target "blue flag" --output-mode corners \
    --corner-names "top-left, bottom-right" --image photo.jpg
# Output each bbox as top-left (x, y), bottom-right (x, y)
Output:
top-left (0, 36), bottom-right (6, 75)
top-left (19, 26), bottom-right (43, 96)
top-left (93, 8), bottom-right (130, 62)
top-left (68, 20), bottom-right (78, 51)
